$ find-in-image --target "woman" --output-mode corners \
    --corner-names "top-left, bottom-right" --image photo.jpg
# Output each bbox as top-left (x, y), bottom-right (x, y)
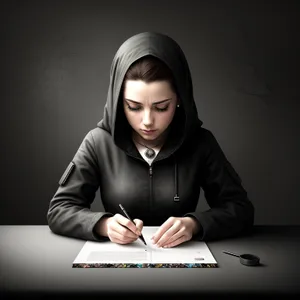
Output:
top-left (47, 31), bottom-right (254, 248)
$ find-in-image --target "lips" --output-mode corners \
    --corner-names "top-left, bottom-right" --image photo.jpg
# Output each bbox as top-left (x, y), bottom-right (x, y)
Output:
top-left (141, 129), bottom-right (157, 134)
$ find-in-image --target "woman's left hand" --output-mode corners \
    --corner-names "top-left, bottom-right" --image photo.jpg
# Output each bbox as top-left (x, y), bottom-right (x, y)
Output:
top-left (151, 217), bottom-right (199, 248)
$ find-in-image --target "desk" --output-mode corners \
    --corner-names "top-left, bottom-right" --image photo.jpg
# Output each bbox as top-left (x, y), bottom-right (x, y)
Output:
top-left (0, 225), bottom-right (299, 299)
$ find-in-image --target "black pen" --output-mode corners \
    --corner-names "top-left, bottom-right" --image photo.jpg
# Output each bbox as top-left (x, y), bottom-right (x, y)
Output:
top-left (119, 204), bottom-right (147, 246)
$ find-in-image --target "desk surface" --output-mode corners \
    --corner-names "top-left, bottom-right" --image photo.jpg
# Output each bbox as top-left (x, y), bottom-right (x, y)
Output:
top-left (0, 225), bottom-right (299, 299)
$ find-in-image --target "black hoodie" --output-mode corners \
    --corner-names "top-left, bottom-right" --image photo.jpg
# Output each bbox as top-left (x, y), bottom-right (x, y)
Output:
top-left (47, 32), bottom-right (254, 241)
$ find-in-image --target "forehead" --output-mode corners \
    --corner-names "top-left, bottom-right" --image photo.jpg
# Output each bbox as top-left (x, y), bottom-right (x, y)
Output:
top-left (124, 80), bottom-right (174, 98)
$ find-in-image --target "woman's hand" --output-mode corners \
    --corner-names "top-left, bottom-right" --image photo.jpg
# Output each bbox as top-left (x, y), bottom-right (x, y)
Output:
top-left (151, 217), bottom-right (199, 248)
top-left (96, 214), bottom-right (144, 245)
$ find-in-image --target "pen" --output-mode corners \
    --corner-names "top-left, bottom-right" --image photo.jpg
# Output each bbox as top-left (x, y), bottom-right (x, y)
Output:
top-left (119, 204), bottom-right (147, 246)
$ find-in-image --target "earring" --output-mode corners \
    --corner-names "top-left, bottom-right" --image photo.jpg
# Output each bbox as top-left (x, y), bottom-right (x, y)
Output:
top-left (177, 104), bottom-right (180, 108)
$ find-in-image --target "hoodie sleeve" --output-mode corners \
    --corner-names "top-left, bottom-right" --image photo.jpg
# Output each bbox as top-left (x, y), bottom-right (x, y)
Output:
top-left (185, 130), bottom-right (255, 241)
top-left (47, 131), bottom-right (113, 241)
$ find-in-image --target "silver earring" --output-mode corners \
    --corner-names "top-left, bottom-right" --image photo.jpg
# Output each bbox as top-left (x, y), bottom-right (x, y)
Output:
top-left (177, 104), bottom-right (180, 107)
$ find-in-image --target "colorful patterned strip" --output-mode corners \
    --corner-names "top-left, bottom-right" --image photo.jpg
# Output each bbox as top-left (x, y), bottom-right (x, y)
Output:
top-left (73, 263), bottom-right (218, 268)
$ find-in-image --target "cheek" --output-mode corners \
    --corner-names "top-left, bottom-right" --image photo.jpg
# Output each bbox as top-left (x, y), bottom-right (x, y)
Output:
top-left (125, 111), bottom-right (140, 127)
top-left (161, 108), bottom-right (176, 125)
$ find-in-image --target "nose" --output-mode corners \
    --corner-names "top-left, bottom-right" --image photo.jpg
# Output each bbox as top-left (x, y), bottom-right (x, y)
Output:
top-left (142, 109), bottom-right (153, 127)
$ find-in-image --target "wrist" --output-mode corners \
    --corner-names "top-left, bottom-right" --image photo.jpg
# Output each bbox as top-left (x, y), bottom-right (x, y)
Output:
top-left (185, 216), bottom-right (200, 236)
top-left (95, 216), bottom-right (110, 237)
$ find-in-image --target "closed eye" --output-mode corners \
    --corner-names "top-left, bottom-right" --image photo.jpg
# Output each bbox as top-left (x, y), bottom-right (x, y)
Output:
top-left (126, 104), bottom-right (169, 112)
top-left (155, 106), bottom-right (169, 112)
top-left (127, 105), bottom-right (142, 111)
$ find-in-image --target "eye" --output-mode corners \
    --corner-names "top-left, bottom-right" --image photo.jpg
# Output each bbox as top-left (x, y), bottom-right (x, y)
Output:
top-left (155, 105), bottom-right (169, 112)
top-left (127, 105), bottom-right (142, 111)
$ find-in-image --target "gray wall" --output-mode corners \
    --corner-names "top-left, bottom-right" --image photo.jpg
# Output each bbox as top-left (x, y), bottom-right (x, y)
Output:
top-left (1, 0), bottom-right (299, 225)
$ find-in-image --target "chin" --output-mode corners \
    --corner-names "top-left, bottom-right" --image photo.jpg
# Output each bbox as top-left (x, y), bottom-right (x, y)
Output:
top-left (142, 135), bottom-right (157, 140)
top-left (141, 133), bottom-right (160, 141)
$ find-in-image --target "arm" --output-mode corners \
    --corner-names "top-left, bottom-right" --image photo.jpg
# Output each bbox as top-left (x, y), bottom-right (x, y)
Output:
top-left (185, 130), bottom-right (255, 241)
top-left (47, 131), bottom-right (113, 241)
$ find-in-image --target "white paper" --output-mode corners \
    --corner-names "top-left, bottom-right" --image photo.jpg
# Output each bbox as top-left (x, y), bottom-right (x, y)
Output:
top-left (73, 226), bottom-right (217, 266)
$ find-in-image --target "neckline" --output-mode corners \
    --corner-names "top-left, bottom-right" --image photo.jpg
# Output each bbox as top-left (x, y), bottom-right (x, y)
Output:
top-left (132, 132), bottom-right (166, 151)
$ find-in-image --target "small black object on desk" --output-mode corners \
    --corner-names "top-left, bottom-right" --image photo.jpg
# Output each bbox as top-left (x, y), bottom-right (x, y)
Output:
top-left (223, 250), bottom-right (260, 266)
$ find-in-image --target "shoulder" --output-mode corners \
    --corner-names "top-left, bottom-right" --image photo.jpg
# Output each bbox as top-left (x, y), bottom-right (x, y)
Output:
top-left (189, 125), bottom-right (225, 158)
top-left (192, 124), bottom-right (218, 146)
top-left (187, 119), bottom-right (216, 142)
top-left (76, 128), bottom-right (113, 154)
top-left (84, 127), bottom-right (112, 144)
top-left (198, 127), bottom-right (214, 139)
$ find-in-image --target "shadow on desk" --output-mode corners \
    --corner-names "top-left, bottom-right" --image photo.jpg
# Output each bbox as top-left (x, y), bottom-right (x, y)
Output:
top-left (2, 290), bottom-right (300, 300)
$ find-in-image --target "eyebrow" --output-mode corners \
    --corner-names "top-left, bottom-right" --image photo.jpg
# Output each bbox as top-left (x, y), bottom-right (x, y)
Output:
top-left (124, 98), bottom-right (172, 105)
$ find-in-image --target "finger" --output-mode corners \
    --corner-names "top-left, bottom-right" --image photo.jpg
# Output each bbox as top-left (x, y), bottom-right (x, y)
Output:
top-left (158, 227), bottom-right (187, 247)
top-left (110, 234), bottom-right (135, 245)
top-left (151, 217), bottom-right (176, 243)
top-left (114, 213), bottom-right (140, 235)
top-left (133, 219), bottom-right (143, 234)
top-left (163, 235), bottom-right (189, 248)
top-left (111, 216), bottom-right (139, 239)
top-left (109, 225), bottom-right (138, 242)
top-left (155, 220), bottom-right (182, 247)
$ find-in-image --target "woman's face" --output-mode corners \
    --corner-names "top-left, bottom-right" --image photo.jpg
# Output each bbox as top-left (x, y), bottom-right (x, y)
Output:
top-left (123, 80), bottom-right (178, 143)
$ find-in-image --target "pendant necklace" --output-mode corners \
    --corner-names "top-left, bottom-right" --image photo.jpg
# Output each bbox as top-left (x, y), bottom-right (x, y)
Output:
top-left (134, 139), bottom-right (162, 159)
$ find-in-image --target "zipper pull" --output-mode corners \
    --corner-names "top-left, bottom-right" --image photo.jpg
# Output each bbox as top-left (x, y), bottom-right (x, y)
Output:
top-left (149, 166), bottom-right (153, 177)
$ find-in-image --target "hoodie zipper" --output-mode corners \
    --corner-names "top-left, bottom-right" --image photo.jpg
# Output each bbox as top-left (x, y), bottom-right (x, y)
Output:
top-left (149, 165), bottom-right (153, 212)
top-left (126, 152), bottom-right (154, 212)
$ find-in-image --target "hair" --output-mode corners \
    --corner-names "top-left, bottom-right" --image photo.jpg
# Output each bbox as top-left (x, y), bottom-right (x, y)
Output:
top-left (123, 55), bottom-right (177, 93)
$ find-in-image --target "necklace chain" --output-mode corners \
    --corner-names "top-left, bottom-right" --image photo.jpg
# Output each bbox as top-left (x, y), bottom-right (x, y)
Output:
top-left (134, 139), bottom-right (161, 149)
top-left (133, 139), bottom-right (162, 159)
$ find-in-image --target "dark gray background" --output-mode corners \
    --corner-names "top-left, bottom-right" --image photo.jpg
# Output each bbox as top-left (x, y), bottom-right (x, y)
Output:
top-left (1, 0), bottom-right (299, 225)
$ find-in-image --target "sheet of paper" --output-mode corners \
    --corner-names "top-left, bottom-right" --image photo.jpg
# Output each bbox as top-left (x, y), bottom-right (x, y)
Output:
top-left (73, 226), bottom-right (217, 267)
top-left (150, 241), bottom-right (216, 264)
top-left (74, 239), bottom-right (151, 264)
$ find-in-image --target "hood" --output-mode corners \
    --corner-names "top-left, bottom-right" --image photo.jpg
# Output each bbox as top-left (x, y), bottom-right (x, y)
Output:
top-left (97, 31), bottom-right (203, 158)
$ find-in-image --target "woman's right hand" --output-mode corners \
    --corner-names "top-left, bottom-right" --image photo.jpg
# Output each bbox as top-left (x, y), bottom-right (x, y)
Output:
top-left (96, 214), bottom-right (143, 245)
